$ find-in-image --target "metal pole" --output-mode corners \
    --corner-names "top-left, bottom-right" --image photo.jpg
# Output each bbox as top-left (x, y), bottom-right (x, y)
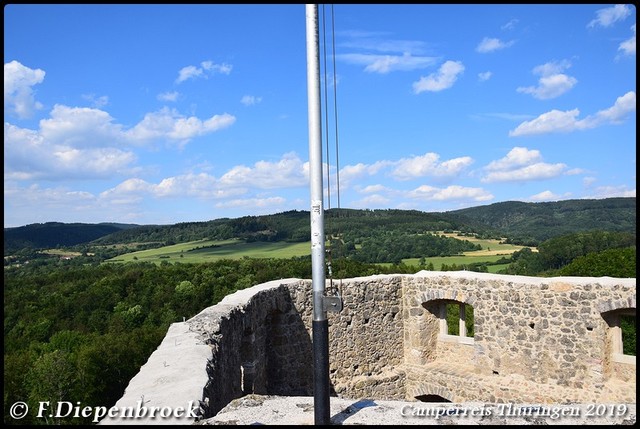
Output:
top-left (305, 4), bottom-right (330, 425)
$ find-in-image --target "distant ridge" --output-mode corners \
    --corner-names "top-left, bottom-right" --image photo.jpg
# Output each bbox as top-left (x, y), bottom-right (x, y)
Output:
top-left (3, 197), bottom-right (635, 255)
top-left (444, 197), bottom-right (636, 243)
top-left (3, 222), bottom-right (139, 254)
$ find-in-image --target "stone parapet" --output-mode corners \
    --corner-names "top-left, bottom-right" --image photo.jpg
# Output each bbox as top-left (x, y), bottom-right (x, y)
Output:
top-left (101, 272), bottom-right (635, 425)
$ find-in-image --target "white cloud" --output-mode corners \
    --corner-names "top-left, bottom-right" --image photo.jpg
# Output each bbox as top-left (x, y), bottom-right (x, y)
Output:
top-left (81, 93), bottom-right (109, 108)
top-left (391, 153), bottom-right (473, 181)
top-left (481, 147), bottom-right (568, 183)
top-left (618, 24), bottom-right (636, 57)
top-left (585, 185), bottom-right (636, 198)
top-left (413, 60), bottom-right (464, 93)
top-left (337, 30), bottom-right (428, 54)
top-left (482, 163), bottom-right (567, 183)
top-left (241, 95), bottom-right (262, 106)
top-left (175, 60), bottom-right (232, 83)
top-left (485, 147), bottom-right (542, 172)
top-left (478, 71), bottom-right (492, 82)
top-left (100, 174), bottom-right (246, 202)
top-left (408, 184), bottom-right (493, 202)
top-left (216, 196), bottom-right (287, 209)
top-left (4, 60), bottom-right (45, 119)
top-left (126, 107), bottom-right (236, 143)
top-left (587, 4), bottom-right (632, 29)
top-left (339, 161), bottom-right (391, 185)
top-left (509, 91), bottom-right (636, 136)
top-left (218, 152), bottom-right (309, 189)
top-left (475, 37), bottom-right (515, 53)
top-left (358, 184), bottom-right (392, 194)
top-left (4, 102), bottom-right (236, 182)
top-left (351, 194), bottom-right (392, 208)
top-left (39, 104), bottom-right (125, 147)
top-left (501, 19), bottom-right (519, 31)
top-left (4, 121), bottom-right (137, 181)
top-left (337, 52), bottom-right (438, 74)
top-left (517, 60), bottom-right (577, 100)
top-left (482, 146), bottom-right (571, 184)
top-left (157, 91), bottom-right (180, 102)
top-left (528, 190), bottom-right (572, 202)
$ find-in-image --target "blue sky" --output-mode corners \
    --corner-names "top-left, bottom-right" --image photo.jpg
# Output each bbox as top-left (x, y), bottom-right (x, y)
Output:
top-left (4, 4), bottom-right (636, 228)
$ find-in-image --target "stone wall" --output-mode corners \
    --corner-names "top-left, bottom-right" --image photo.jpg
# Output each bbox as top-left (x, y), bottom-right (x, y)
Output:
top-left (100, 272), bottom-right (635, 425)
top-left (402, 272), bottom-right (636, 404)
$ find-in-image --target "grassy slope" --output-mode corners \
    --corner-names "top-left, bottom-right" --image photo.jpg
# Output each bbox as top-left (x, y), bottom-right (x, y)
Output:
top-left (105, 232), bottom-right (531, 269)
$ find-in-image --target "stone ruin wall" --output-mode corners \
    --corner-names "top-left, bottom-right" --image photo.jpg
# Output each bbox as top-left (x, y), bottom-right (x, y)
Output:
top-left (401, 272), bottom-right (636, 404)
top-left (102, 272), bottom-right (636, 423)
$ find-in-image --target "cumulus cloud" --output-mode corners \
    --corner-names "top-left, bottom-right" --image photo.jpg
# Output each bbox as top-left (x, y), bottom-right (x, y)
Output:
top-left (4, 60), bottom-right (45, 119)
top-left (481, 147), bottom-right (567, 183)
top-left (4, 121), bottom-right (136, 181)
top-left (218, 152), bottom-right (309, 189)
top-left (408, 184), bottom-right (493, 202)
top-left (517, 60), bottom-right (577, 100)
top-left (587, 4), bottom-right (632, 29)
top-left (4, 103), bottom-right (237, 182)
top-left (338, 161), bottom-right (391, 186)
top-left (175, 60), bottom-right (232, 83)
top-left (618, 24), bottom-right (636, 56)
top-left (413, 60), bottom-right (464, 93)
top-left (509, 91), bottom-right (636, 136)
top-left (96, 153), bottom-right (313, 208)
top-left (39, 104), bottom-right (125, 147)
top-left (391, 153), bottom-right (473, 181)
top-left (126, 107), bottom-right (236, 143)
top-left (485, 147), bottom-right (542, 172)
top-left (528, 190), bottom-right (572, 202)
top-left (475, 37), bottom-right (515, 53)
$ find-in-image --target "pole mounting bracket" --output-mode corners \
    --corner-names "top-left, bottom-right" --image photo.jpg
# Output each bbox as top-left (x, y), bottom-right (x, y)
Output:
top-left (323, 295), bottom-right (343, 313)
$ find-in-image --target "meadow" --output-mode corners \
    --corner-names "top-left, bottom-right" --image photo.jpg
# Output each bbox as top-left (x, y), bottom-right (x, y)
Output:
top-left (105, 232), bottom-right (532, 271)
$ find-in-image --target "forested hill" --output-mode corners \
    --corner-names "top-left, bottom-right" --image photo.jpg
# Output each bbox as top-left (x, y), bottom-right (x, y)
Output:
top-left (3, 197), bottom-right (635, 254)
top-left (444, 197), bottom-right (636, 245)
top-left (3, 222), bottom-right (139, 254)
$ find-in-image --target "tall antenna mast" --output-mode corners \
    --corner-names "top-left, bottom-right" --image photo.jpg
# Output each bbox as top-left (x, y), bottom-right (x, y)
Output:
top-left (306, 4), bottom-right (330, 425)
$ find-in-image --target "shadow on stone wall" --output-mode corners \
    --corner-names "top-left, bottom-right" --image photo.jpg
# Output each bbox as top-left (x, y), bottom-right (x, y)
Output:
top-left (198, 282), bottom-right (318, 418)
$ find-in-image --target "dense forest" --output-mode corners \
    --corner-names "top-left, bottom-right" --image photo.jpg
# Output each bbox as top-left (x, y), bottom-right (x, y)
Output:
top-left (3, 197), bottom-right (636, 424)
top-left (446, 197), bottom-right (636, 245)
top-left (3, 258), bottom-right (406, 425)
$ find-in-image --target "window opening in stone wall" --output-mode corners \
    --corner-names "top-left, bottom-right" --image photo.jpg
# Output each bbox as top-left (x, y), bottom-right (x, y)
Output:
top-left (437, 300), bottom-right (474, 345)
top-left (443, 301), bottom-right (474, 337)
top-left (605, 308), bottom-right (636, 365)
top-left (620, 314), bottom-right (636, 357)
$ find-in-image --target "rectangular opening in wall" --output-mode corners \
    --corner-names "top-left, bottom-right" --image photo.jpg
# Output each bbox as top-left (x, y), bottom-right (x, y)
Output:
top-left (445, 302), bottom-right (474, 338)
top-left (446, 302), bottom-right (460, 335)
top-left (621, 314), bottom-right (636, 356)
top-left (465, 304), bottom-right (474, 337)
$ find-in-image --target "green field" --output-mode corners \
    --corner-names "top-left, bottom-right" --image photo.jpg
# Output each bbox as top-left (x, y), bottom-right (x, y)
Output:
top-left (105, 239), bottom-right (312, 264)
top-left (105, 231), bottom-right (531, 268)
top-left (401, 255), bottom-right (511, 271)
